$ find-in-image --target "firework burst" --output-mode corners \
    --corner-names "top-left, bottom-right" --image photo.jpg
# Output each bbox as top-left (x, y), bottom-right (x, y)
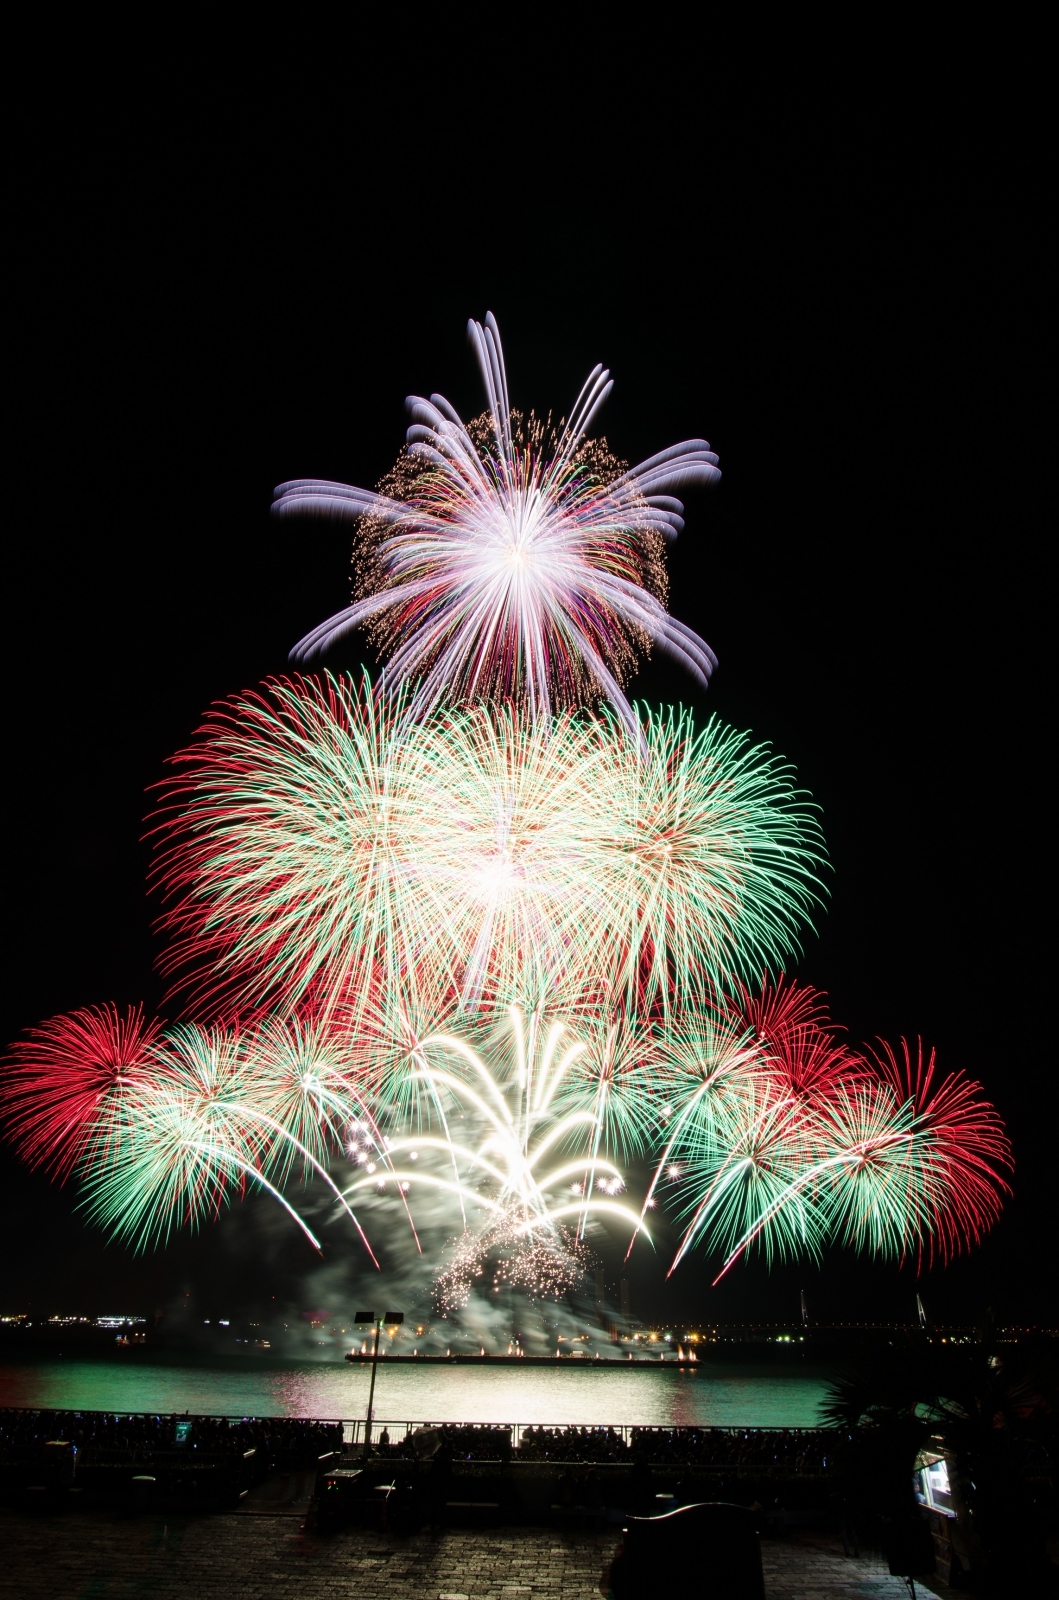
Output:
top-left (630, 981), bottom-right (1013, 1278)
top-left (152, 675), bottom-right (826, 1017)
top-left (0, 313), bottom-right (1013, 1293)
top-left (274, 314), bottom-right (720, 732)
top-left (591, 709), bottom-right (825, 1012)
top-left (0, 988), bottom-right (1010, 1281)
top-left (344, 1006), bottom-right (650, 1270)
top-left (0, 1004), bottom-right (162, 1178)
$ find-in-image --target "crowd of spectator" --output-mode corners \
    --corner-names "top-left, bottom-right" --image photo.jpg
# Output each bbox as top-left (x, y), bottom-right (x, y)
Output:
top-left (371, 1424), bottom-right (513, 1461)
top-left (518, 1426), bottom-right (628, 1462)
top-left (514, 1425), bottom-right (832, 1470)
top-left (628, 1427), bottom-right (833, 1471)
top-left (0, 1408), bottom-right (343, 1471)
top-left (2, 1410), bottom-right (834, 1476)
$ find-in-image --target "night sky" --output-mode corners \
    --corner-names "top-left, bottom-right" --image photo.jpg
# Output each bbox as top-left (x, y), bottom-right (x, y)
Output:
top-left (5, 90), bottom-right (1049, 1329)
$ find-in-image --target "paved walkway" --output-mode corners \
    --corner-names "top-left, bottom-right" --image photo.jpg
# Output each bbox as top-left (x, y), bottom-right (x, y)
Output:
top-left (0, 1511), bottom-right (935, 1600)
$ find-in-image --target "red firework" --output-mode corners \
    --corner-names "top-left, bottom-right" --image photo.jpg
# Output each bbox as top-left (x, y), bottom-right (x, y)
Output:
top-left (1, 1003), bottom-right (163, 1178)
top-left (869, 1036), bottom-right (1014, 1262)
top-left (729, 975), bottom-right (868, 1099)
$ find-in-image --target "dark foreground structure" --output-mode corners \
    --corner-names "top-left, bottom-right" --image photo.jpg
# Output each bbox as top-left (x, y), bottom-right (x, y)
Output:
top-left (2, 1408), bottom-right (1049, 1593)
top-left (0, 1409), bottom-right (835, 1518)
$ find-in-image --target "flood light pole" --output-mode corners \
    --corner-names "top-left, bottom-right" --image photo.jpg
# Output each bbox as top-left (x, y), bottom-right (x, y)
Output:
top-left (354, 1310), bottom-right (403, 1456)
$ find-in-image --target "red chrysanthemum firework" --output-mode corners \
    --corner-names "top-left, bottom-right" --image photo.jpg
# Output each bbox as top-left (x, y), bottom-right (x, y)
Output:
top-left (2, 1003), bottom-right (162, 1177)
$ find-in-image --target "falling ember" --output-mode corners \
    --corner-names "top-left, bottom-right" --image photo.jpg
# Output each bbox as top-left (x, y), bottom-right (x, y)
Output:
top-left (433, 1217), bottom-right (596, 1315)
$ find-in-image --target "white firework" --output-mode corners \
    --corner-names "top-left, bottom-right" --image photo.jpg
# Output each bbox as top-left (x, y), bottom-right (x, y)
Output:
top-left (273, 313), bottom-right (721, 733)
top-left (342, 1006), bottom-right (650, 1292)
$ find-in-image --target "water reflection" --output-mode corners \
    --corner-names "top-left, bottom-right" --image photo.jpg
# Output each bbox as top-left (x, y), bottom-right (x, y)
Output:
top-left (0, 1358), bottom-right (827, 1428)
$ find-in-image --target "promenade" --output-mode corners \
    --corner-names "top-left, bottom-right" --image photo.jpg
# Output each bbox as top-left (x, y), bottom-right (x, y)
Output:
top-left (1, 1510), bottom-right (928, 1600)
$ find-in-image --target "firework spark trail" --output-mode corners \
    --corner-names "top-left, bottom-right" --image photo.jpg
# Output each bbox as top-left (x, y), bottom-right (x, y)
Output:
top-left (410, 1010), bottom-right (626, 1312)
top-left (706, 1064), bottom-right (1005, 1285)
top-left (590, 709), bottom-right (826, 1013)
top-left (0, 1011), bottom-right (383, 1259)
top-left (634, 982), bottom-right (1013, 1276)
top-left (273, 314), bottom-right (721, 733)
top-left (0, 986), bottom-right (1011, 1277)
top-left (657, 977), bottom-right (876, 1268)
top-left (864, 1038), bottom-right (1012, 1261)
top-left (208, 1014), bottom-right (416, 1262)
top-left (0, 1004), bottom-right (163, 1178)
top-left (353, 1008), bottom-right (647, 1235)
top-left (77, 1025), bottom-right (266, 1250)
top-left (342, 1008), bottom-right (650, 1301)
top-left (0, 311), bottom-right (1014, 1289)
top-left (150, 672), bottom-right (436, 1016)
top-left (623, 1007), bottom-right (766, 1263)
top-left (152, 677), bottom-right (826, 1019)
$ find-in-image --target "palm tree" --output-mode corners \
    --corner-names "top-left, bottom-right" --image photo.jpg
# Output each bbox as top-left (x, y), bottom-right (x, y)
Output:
top-left (821, 1331), bottom-right (1058, 1590)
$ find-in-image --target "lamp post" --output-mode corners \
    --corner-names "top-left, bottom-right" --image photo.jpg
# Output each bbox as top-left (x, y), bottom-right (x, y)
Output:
top-left (354, 1310), bottom-right (404, 1457)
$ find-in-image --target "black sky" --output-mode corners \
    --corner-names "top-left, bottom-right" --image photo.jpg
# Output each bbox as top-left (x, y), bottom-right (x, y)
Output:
top-left (4, 71), bottom-right (1051, 1326)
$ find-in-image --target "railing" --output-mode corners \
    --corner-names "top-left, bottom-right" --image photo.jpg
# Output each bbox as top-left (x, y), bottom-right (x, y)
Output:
top-left (345, 1421), bottom-right (839, 1450)
top-left (1, 1409), bottom-right (837, 1477)
top-left (1, 1407), bottom-right (836, 1452)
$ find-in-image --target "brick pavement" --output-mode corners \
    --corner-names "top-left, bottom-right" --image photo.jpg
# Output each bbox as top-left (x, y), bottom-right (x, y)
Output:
top-left (0, 1509), bottom-right (928, 1600)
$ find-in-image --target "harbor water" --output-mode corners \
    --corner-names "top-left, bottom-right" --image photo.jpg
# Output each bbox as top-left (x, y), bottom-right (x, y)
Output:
top-left (0, 1356), bottom-right (830, 1427)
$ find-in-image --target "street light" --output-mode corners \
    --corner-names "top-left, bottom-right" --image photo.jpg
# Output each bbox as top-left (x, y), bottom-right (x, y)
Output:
top-left (354, 1310), bottom-right (404, 1456)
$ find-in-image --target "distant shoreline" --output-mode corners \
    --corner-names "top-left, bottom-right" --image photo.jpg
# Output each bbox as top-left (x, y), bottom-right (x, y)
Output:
top-left (0, 1348), bottom-right (834, 1376)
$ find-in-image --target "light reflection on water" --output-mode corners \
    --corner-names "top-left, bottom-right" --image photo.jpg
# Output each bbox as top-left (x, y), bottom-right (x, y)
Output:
top-left (0, 1359), bottom-right (828, 1428)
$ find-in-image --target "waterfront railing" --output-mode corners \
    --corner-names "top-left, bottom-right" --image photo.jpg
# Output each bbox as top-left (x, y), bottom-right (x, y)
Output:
top-left (341, 1420), bottom-right (836, 1450)
top-left (2, 1407), bottom-right (836, 1456)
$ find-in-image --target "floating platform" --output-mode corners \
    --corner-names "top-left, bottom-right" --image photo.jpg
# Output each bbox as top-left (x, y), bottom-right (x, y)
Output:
top-left (343, 1353), bottom-right (698, 1366)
